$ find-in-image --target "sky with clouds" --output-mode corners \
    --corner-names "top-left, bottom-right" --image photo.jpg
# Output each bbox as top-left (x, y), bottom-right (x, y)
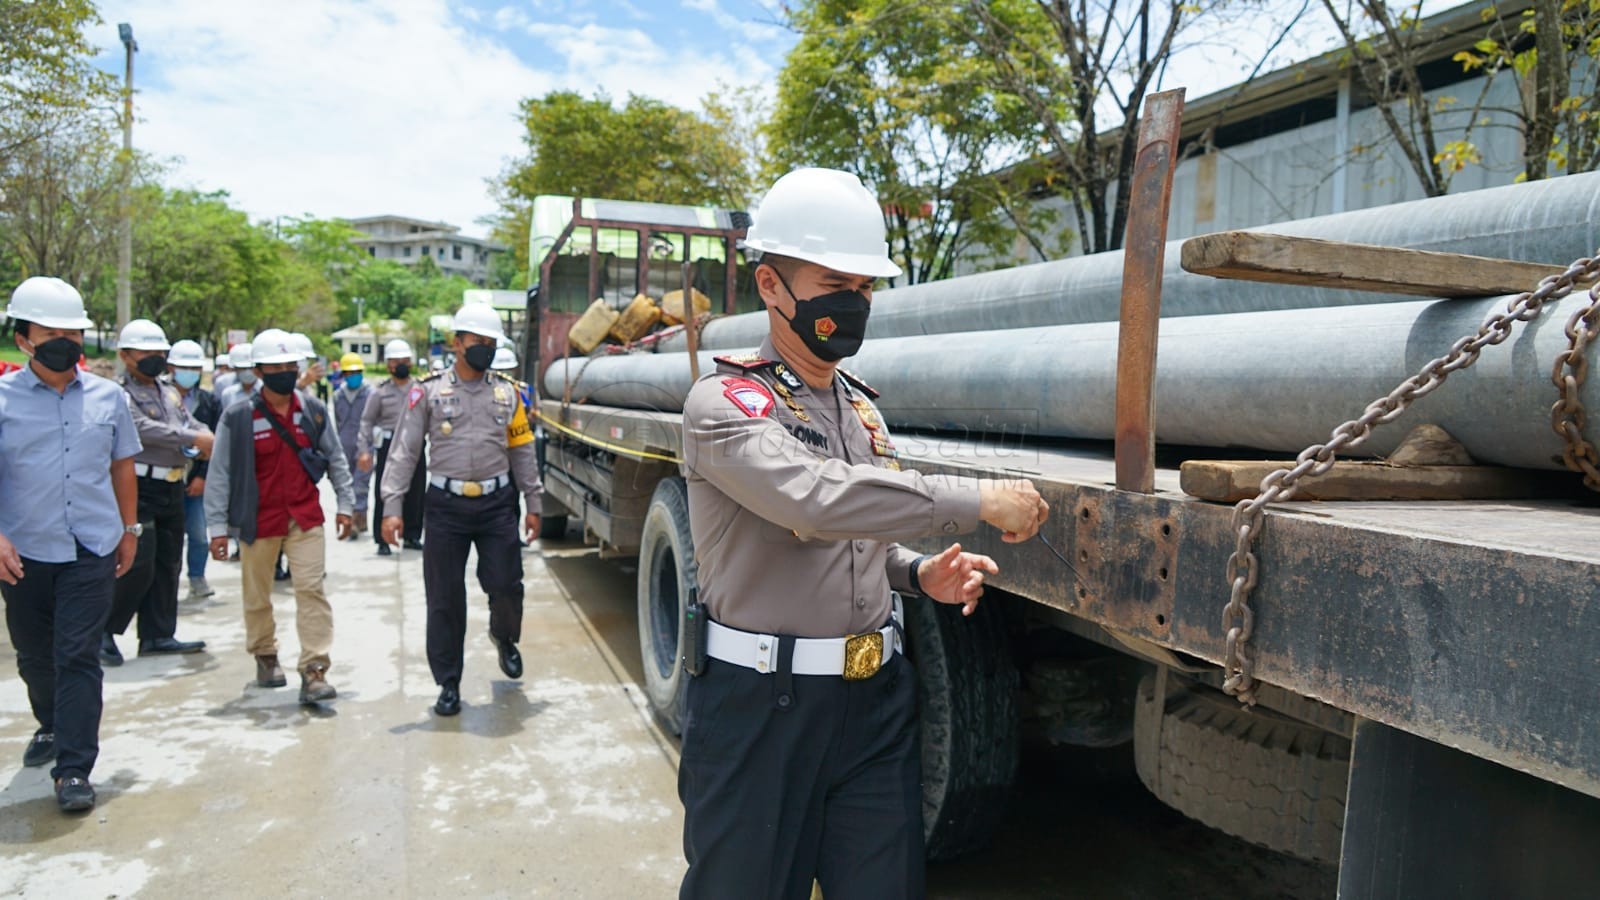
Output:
top-left (82, 0), bottom-right (1394, 242)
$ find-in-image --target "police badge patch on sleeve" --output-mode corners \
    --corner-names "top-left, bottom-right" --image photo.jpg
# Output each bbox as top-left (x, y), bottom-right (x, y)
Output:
top-left (408, 385), bottom-right (424, 408)
top-left (720, 377), bottom-right (775, 418)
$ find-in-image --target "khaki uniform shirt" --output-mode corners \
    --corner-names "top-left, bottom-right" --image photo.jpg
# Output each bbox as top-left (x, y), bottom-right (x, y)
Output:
top-left (120, 375), bottom-right (208, 468)
top-left (380, 368), bottom-right (540, 511)
top-left (682, 338), bottom-right (981, 638)
top-left (358, 377), bottom-right (412, 455)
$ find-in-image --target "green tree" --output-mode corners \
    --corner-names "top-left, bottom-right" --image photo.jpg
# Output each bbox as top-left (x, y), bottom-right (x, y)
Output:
top-left (0, 0), bottom-right (117, 163)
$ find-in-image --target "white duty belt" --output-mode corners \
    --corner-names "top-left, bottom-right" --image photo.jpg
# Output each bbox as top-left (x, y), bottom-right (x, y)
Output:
top-left (134, 462), bottom-right (187, 483)
top-left (428, 472), bottom-right (510, 498)
top-left (707, 596), bottom-right (903, 681)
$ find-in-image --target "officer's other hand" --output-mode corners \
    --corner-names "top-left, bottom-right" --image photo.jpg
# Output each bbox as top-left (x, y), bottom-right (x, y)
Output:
top-left (0, 531), bottom-right (23, 585)
top-left (381, 515), bottom-right (404, 547)
top-left (919, 543), bottom-right (999, 616)
top-left (114, 532), bottom-right (137, 578)
top-left (335, 513), bottom-right (353, 540)
top-left (524, 513), bottom-right (542, 543)
top-left (187, 476), bottom-right (206, 498)
top-left (357, 452), bottom-right (373, 473)
top-left (192, 431), bottom-right (215, 459)
top-left (209, 536), bottom-right (230, 560)
top-left (979, 479), bottom-right (1048, 543)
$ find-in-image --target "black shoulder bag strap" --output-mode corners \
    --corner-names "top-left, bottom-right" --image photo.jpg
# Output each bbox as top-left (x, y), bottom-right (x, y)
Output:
top-left (253, 394), bottom-right (329, 483)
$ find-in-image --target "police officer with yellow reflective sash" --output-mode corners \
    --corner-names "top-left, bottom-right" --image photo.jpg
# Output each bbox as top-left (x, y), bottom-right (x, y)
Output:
top-left (380, 303), bottom-right (542, 716)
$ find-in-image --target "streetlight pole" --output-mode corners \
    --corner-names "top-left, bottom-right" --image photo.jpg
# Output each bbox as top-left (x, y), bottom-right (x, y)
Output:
top-left (116, 23), bottom-right (138, 341)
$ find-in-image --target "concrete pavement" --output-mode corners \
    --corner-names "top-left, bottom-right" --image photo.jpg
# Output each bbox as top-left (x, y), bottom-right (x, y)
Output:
top-left (0, 485), bottom-right (685, 897)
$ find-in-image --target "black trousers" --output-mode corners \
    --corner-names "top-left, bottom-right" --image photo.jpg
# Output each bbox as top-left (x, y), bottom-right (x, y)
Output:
top-left (373, 439), bottom-right (425, 544)
top-left (1, 543), bottom-right (116, 780)
top-left (678, 650), bottom-right (925, 900)
top-left (421, 486), bottom-right (523, 685)
top-left (108, 478), bottom-right (184, 640)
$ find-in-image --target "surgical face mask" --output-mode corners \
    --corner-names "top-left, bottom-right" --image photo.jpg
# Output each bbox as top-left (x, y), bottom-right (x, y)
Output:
top-left (462, 343), bottom-right (495, 373)
top-left (261, 370), bottom-right (299, 395)
top-left (390, 362), bottom-right (411, 380)
top-left (26, 336), bottom-right (82, 373)
top-left (771, 270), bottom-right (872, 362)
top-left (135, 354), bottom-right (169, 379)
top-left (238, 370), bottom-right (258, 387)
top-left (173, 369), bottom-right (202, 389)
top-left (344, 373), bottom-right (363, 390)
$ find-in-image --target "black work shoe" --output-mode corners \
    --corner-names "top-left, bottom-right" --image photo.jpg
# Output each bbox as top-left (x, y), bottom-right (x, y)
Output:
top-left (298, 666), bottom-right (337, 704)
top-left (100, 633), bottom-right (123, 667)
top-left (274, 564), bottom-right (290, 582)
top-left (434, 682), bottom-right (461, 717)
top-left (376, 543), bottom-right (392, 557)
top-left (495, 637), bottom-right (523, 679)
top-left (22, 732), bottom-right (55, 768)
top-left (139, 636), bottom-right (206, 655)
top-left (55, 776), bottom-right (95, 813)
top-left (403, 538), bottom-right (424, 551)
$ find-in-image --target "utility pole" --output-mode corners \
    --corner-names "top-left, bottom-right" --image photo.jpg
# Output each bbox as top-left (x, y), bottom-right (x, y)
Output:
top-left (116, 23), bottom-right (138, 340)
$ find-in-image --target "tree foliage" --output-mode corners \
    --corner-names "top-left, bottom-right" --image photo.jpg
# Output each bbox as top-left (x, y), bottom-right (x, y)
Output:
top-left (0, 0), bottom-right (117, 163)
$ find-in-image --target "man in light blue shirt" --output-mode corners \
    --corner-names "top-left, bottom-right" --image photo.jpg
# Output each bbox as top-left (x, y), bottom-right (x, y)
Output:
top-left (0, 277), bottom-right (142, 814)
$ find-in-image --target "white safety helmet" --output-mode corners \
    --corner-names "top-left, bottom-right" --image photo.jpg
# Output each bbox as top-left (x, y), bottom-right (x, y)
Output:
top-left (741, 167), bottom-right (902, 279)
top-left (288, 332), bottom-right (317, 360)
top-left (214, 353), bottom-right (231, 369)
top-left (118, 318), bottom-right (172, 352)
top-left (491, 346), bottom-right (517, 370)
top-left (228, 342), bottom-right (254, 369)
top-left (168, 339), bottom-right (206, 367)
top-left (451, 302), bottom-right (506, 342)
top-left (431, 358), bottom-right (446, 372)
top-left (383, 339), bottom-right (413, 360)
top-left (250, 329), bottom-right (302, 365)
top-left (6, 276), bottom-right (95, 330)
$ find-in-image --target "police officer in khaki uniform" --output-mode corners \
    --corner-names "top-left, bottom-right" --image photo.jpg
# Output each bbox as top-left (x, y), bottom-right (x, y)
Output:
top-left (677, 168), bottom-right (1048, 899)
top-left (380, 304), bottom-right (542, 716)
top-left (359, 339), bottom-right (424, 556)
top-left (104, 319), bottom-right (210, 665)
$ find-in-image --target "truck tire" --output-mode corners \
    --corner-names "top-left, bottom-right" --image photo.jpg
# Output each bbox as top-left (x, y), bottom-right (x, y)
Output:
top-left (1134, 672), bottom-right (1350, 863)
top-left (903, 596), bottom-right (1020, 860)
top-left (636, 478), bottom-right (696, 735)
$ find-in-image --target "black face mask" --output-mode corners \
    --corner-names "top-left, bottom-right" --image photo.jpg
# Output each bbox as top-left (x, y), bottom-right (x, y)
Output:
top-left (135, 355), bottom-right (169, 378)
top-left (261, 370), bottom-right (299, 396)
top-left (772, 271), bottom-right (872, 362)
top-left (391, 362), bottom-right (411, 380)
top-left (462, 344), bottom-right (495, 373)
top-left (29, 336), bottom-right (82, 373)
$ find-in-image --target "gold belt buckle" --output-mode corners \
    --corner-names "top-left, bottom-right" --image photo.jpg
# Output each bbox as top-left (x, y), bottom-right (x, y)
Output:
top-left (461, 480), bottom-right (484, 498)
top-left (164, 468), bottom-right (184, 482)
top-left (842, 631), bottom-right (884, 681)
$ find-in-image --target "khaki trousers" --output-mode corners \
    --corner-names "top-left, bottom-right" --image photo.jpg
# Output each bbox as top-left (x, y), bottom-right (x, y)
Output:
top-left (239, 522), bottom-right (332, 672)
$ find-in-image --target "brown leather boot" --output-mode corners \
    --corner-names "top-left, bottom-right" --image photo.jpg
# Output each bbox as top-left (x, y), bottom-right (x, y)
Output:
top-left (299, 665), bottom-right (337, 704)
top-left (255, 655), bottom-right (287, 688)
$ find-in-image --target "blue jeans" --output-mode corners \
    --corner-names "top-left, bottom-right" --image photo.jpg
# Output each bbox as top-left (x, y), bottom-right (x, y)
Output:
top-left (184, 492), bottom-right (207, 579)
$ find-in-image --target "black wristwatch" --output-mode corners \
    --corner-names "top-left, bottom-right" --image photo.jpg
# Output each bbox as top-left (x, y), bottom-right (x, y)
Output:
top-left (907, 553), bottom-right (934, 596)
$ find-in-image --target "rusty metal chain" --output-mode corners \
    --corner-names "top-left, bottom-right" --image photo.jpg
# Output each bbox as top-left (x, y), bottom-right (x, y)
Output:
top-left (1221, 251), bottom-right (1600, 706)
top-left (1551, 280), bottom-right (1600, 491)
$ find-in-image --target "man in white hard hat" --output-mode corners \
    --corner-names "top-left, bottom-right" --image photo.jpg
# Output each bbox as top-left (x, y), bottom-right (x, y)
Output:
top-left (104, 319), bottom-right (211, 665)
top-left (212, 352), bottom-right (236, 396)
top-left (204, 329), bottom-right (356, 705)
top-left (217, 342), bottom-right (258, 410)
top-left (168, 340), bottom-right (223, 600)
top-left (357, 338), bottom-right (424, 555)
top-left (490, 345), bottom-right (517, 372)
top-left (380, 303), bottom-right (542, 716)
top-left (676, 168), bottom-right (1048, 897)
top-left (332, 352), bottom-right (372, 538)
top-left (1, 277), bottom-right (143, 813)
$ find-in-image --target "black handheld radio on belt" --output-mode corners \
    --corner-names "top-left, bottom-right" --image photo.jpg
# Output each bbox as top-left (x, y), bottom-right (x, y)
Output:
top-left (683, 588), bottom-right (708, 677)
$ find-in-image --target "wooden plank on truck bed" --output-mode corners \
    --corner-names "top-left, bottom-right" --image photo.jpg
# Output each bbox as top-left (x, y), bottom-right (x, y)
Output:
top-left (1180, 231), bottom-right (1570, 297)
top-left (1179, 459), bottom-right (1577, 502)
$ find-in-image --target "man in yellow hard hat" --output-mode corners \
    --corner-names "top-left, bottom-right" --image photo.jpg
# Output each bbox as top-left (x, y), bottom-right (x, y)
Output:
top-left (332, 352), bottom-right (373, 536)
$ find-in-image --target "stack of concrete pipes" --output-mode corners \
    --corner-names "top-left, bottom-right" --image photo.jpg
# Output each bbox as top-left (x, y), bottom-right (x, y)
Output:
top-left (545, 173), bottom-right (1600, 470)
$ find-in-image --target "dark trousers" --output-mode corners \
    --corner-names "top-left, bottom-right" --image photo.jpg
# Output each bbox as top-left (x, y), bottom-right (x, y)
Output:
top-left (678, 651), bottom-right (925, 900)
top-left (1, 543), bottom-right (116, 780)
top-left (374, 439), bottom-right (424, 544)
top-left (421, 486), bottom-right (523, 685)
top-left (108, 479), bottom-right (184, 639)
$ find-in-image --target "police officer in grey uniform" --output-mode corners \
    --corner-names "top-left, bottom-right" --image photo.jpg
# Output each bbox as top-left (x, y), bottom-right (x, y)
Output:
top-left (104, 318), bottom-right (210, 664)
top-left (380, 304), bottom-right (542, 716)
top-left (359, 339), bottom-right (425, 556)
top-left (677, 168), bottom-right (1048, 899)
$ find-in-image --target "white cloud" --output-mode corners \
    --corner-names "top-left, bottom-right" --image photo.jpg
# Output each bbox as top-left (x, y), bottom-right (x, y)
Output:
top-left (680, 0), bottom-right (783, 45)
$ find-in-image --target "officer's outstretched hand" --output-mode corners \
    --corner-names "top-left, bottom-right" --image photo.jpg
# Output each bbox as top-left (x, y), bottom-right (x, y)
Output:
top-left (918, 543), bottom-right (999, 616)
top-left (0, 531), bottom-right (23, 585)
top-left (979, 479), bottom-right (1049, 543)
top-left (356, 452), bottom-right (373, 473)
top-left (335, 513), bottom-right (353, 540)
top-left (381, 515), bottom-right (404, 547)
top-left (524, 513), bottom-right (542, 543)
top-left (209, 536), bottom-right (231, 561)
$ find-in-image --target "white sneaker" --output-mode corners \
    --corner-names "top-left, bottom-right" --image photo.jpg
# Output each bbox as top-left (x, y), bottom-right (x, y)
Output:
top-left (188, 577), bottom-right (215, 599)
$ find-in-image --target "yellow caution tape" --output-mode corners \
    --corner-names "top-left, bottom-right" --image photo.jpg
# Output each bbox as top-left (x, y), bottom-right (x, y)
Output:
top-left (535, 410), bottom-right (683, 464)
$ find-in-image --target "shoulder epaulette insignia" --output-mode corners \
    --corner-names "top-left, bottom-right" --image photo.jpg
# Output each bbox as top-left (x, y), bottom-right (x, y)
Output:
top-left (713, 353), bottom-right (774, 372)
top-left (837, 368), bottom-right (879, 400)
